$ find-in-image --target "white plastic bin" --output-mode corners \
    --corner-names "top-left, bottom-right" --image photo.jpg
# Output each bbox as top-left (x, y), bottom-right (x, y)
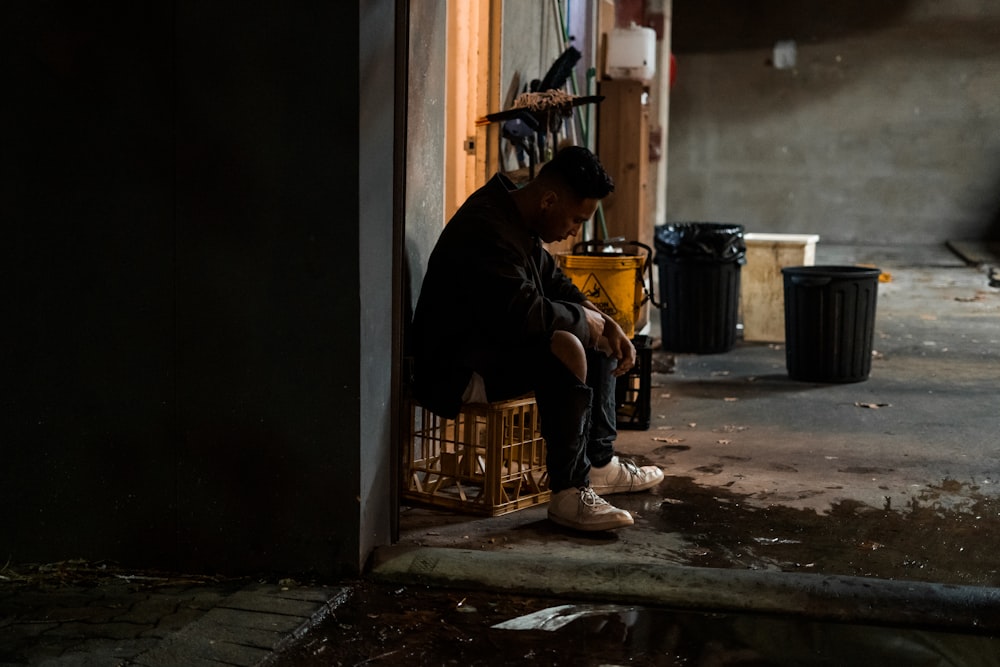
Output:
top-left (740, 233), bottom-right (820, 342)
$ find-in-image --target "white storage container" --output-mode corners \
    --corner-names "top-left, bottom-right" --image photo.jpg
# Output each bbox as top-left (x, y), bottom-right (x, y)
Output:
top-left (606, 23), bottom-right (656, 82)
top-left (740, 233), bottom-right (820, 342)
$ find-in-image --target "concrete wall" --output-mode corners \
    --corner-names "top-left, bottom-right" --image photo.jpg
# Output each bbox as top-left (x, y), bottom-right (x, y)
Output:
top-left (501, 0), bottom-right (596, 162)
top-left (2, 0), bottom-right (396, 577)
top-left (501, 1), bottom-right (576, 107)
top-left (403, 0), bottom-right (448, 331)
top-left (666, 0), bottom-right (1000, 244)
top-left (359, 0), bottom-right (397, 573)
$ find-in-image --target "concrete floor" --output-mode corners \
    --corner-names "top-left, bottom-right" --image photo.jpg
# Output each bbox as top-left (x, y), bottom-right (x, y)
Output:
top-left (392, 244), bottom-right (1000, 592)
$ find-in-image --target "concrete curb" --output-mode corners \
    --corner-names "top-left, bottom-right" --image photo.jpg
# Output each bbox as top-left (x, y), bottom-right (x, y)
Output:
top-left (370, 546), bottom-right (1000, 634)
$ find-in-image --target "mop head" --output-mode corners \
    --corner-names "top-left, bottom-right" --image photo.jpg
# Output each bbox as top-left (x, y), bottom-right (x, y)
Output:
top-left (512, 89), bottom-right (578, 116)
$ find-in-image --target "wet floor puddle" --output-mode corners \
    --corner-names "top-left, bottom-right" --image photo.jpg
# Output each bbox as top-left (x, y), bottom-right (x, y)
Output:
top-left (612, 476), bottom-right (1000, 587)
top-left (270, 580), bottom-right (1000, 666)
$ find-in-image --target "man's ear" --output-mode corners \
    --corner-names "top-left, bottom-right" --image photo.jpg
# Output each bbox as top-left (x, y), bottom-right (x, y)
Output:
top-left (540, 189), bottom-right (559, 211)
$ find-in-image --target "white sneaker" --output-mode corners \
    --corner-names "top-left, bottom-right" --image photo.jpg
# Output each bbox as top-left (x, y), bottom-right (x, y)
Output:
top-left (547, 487), bottom-right (634, 531)
top-left (589, 456), bottom-right (664, 495)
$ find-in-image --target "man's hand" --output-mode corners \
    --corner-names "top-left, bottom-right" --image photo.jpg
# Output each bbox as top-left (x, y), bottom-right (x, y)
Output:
top-left (583, 302), bottom-right (636, 377)
top-left (584, 307), bottom-right (605, 345)
top-left (601, 320), bottom-right (636, 377)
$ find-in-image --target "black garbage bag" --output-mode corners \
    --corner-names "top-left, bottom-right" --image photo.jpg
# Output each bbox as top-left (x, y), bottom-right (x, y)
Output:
top-left (654, 222), bottom-right (746, 263)
top-left (653, 222), bottom-right (746, 354)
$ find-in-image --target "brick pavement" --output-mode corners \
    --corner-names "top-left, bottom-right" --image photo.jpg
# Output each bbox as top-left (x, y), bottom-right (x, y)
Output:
top-left (0, 567), bottom-right (346, 667)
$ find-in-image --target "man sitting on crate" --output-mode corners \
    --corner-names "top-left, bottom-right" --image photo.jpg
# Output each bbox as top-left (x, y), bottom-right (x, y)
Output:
top-left (411, 146), bottom-right (663, 531)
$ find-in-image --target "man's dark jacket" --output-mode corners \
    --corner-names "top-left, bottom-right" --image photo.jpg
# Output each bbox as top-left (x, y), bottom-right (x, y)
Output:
top-left (411, 173), bottom-right (592, 418)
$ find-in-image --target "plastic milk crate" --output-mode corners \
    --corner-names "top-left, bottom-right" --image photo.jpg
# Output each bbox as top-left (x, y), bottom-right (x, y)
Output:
top-left (404, 395), bottom-right (550, 516)
top-left (615, 335), bottom-right (652, 430)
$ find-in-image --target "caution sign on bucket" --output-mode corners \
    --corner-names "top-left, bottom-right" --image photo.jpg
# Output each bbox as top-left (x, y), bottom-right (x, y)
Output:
top-left (557, 240), bottom-right (655, 338)
top-left (579, 273), bottom-right (620, 319)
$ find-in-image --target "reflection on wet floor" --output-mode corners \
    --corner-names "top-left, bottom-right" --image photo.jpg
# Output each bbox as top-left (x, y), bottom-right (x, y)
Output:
top-left (609, 475), bottom-right (1000, 587)
top-left (270, 580), bottom-right (1000, 666)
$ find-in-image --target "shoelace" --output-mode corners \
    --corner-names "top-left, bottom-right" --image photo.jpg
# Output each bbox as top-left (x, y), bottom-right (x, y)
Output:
top-left (580, 487), bottom-right (608, 507)
top-left (618, 458), bottom-right (641, 477)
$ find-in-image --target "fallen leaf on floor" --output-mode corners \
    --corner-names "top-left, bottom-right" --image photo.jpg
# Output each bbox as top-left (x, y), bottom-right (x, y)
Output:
top-left (859, 540), bottom-right (885, 551)
top-left (724, 397), bottom-right (738, 402)
top-left (652, 436), bottom-right (684, 444)
top-left (683, 547), bottom-right (710, 557)
top-left (687, 422), bottom-right (697, 428)
top-left (717, 439), bottom-right (732, 445)
top-left (855, 402), bottom-right (891, 409)
top-left (857, 263), bottom-right (891, 282)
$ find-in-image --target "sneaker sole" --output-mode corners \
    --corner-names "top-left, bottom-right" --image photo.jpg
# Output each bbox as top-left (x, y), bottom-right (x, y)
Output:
top-left (547, 511), bottom-right (634, 532)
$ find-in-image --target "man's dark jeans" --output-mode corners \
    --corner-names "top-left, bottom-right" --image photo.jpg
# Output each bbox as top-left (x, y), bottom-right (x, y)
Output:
top-left (478, 345), bottom-right (617, 493)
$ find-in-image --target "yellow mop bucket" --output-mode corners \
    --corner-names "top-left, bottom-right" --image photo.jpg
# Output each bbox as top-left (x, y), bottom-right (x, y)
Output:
top-left (557, 240), bottom-right (655, 338)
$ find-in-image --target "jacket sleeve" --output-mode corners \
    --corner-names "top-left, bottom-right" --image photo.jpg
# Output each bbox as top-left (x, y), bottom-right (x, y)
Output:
top-left (463, 226), bottom-right (593, 347)
top-left (538, 244), bottom-right (587, 304)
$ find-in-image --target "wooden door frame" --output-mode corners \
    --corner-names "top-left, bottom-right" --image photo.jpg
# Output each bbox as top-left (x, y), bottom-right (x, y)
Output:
top-left (445, 0), bottom-right (502, 219)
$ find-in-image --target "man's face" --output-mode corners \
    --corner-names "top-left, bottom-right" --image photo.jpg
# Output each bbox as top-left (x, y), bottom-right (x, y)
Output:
top-left (538, 191), bottom-right (600, 244)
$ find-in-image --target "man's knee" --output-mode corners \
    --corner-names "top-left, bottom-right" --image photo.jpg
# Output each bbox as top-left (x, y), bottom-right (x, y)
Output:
top-left (550, 331), bottom-right (587, 383)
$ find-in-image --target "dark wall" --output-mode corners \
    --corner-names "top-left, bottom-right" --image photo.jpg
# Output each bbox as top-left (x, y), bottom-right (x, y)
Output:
top-left (3, 2), bottom-right (365, 576)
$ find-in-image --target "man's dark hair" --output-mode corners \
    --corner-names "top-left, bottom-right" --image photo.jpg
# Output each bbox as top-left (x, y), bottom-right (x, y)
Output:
top-left (537, 146), bottom-right (615, 200)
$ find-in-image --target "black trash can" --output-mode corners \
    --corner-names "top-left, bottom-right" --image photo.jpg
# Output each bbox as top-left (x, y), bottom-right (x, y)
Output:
top-left (782, 266), bottom-right (881, 382)
top-left (654, 223), bottom-right (746, 353)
